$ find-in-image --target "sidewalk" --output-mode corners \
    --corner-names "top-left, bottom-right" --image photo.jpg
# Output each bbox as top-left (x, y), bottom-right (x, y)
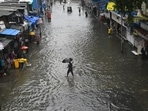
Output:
top-left (86, 7), bottom-right (138, 54)
top-left (0, 12), bottom-right (47, 108)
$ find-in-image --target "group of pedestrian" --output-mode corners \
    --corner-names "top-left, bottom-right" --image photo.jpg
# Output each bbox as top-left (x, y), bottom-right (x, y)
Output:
top-left (0, 49), bottom-right (25, 77)
top-left (78, 7), bottom-right (88, 17)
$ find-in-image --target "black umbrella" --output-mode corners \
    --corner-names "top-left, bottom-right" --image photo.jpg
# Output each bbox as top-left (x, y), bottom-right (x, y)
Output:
top-left (62, 58), bottom-right (73, 63)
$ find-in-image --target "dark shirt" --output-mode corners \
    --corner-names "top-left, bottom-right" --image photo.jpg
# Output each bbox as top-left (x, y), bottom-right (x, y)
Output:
top-left (68, 62), bottom-right (73, 70)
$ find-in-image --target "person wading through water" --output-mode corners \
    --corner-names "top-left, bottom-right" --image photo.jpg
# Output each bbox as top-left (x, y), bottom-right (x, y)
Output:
top-left (67, 61), bottom-right (74, 76)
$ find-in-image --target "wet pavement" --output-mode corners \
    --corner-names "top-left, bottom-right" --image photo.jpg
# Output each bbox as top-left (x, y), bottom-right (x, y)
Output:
top-left (0, 0), bottom-right (148, 111)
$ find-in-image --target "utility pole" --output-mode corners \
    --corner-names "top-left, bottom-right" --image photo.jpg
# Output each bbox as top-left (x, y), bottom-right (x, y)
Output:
top-left (121, 14), bottom-right (123, 53)
top-left (120, 0), bottom-right (124, 53)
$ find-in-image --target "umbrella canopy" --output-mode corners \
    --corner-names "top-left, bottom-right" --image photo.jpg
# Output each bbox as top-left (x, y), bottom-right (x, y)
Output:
top-left (21, 45), bottom-right (28, 50)
top-left (62, 58), bottom-right (73, 63)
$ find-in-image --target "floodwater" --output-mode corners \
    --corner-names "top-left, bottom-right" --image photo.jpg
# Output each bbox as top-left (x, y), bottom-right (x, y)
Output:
top-left (0, 1), bottom-right (148, 111)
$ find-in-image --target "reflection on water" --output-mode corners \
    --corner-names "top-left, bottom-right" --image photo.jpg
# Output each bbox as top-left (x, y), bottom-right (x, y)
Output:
top-left (1, 1), bottom-right (148, 111)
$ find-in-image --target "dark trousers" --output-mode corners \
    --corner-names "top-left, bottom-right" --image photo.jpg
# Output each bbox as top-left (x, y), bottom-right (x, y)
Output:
top-left (67, 69), bottom-right (74, 76)
top-left (19, 63), bottom-right (24, 69)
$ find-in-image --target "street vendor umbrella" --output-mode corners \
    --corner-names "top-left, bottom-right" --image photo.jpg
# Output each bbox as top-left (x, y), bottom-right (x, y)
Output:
top-left (62, 58), bottom-right (73, 63)
top-left (21, 45), bottom-right (28, 50)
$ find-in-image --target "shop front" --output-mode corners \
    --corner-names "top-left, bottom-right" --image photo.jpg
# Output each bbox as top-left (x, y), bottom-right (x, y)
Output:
top-left (111, 11), bottom-right (127, 39)
top-left (131, 26), bottom-right (148, 55)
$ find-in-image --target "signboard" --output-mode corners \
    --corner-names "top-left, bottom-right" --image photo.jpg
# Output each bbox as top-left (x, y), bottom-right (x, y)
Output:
top-left (107, 2), bottom-right (115, 11)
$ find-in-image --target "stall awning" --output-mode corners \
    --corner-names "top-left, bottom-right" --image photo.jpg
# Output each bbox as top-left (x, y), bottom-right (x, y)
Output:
top-left (0, 38), bottom-right (12, 50)
top-left (134, 26), bottom-right (148, 40)
top-left (0, 28), bottom-right (20, 36)
top-left (19, 0), bottom-right (33, 4)
top-left (2, 39), bottom-right (12, 47)
top-left (0, 11), bottom-right (13, 17)
top-left (11, 25), bottom-right (24, 32)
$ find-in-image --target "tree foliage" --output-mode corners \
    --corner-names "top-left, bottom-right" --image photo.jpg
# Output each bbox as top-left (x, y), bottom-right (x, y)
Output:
top-left (113, 0), bottom-right (145, 11)
top-left (112, 0), bottom-right (145, 23)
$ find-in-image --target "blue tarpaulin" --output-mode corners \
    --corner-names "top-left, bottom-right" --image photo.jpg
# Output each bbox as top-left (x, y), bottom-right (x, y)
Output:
top-left (92, 0), bottom-right (109, 10)
top-left (24, 15), bottom-right (39, 25)
top-left (0, 29), bottom-right (20, 36)
top-left (32, 0), bottom-right (39, 10)
top-left (93, 0), bottom-right (108, 4)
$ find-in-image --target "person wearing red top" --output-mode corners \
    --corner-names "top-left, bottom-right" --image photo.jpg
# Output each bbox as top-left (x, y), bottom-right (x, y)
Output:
top-left (47, 10), bottom-right (51, 22)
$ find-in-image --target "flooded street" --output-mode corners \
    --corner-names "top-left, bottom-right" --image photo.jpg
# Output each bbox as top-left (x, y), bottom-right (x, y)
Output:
top-left (0, 0), bottom-right (148, 111)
